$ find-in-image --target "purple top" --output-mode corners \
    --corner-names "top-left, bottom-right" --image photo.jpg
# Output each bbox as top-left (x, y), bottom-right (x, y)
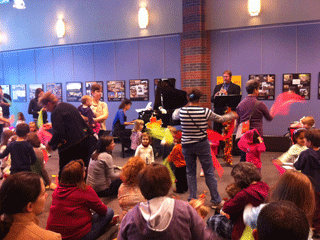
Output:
top-left (130, 131), bottom-right (142, 150)
top-left (236, 96), bottom-right (273, 136)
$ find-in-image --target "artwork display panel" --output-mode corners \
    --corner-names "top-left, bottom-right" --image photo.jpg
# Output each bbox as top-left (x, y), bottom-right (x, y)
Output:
top-left (12, 84), bottom-right (27, 102)
top-left (0, 85), bottom-right (11, 96)
top-left (66, 82), bottom-right (83, 102)
top-left (29, 84), bottom-right (44, 100)
top-left (85, 81), bottom-right (104, 101)
top-left (107, 80), bottom-right (125, 101)
top-left (283, 73), bottom-right (310, 100)
top-left (249, 74), bottom-right (275, 100)
top-left (129, 79), bottom-right (149, 101)
top-left (46, 83), bottom-right (62, 102)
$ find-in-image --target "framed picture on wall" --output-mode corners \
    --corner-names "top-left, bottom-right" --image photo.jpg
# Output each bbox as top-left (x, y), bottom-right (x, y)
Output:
top-left (283, 73), bottom-right (310, 100)
top-left (0, 85), bottom-right (11, 96)
top-left (46, 83), bottom-right (62, 102)
top-left (249, 74), bottom-right (275, 100)
top-left (129, 79), bottom-right (149, 101)
top-left (29, 84), bottom-right (44, 100)
top-left (12, 84), bottom-right (27, 102)
top-left (66, 82), bottom-right (83, 102)
top-left (107, 80), bottom-right (125, 101)
top-left (85, 81), bottom-right (104, 101)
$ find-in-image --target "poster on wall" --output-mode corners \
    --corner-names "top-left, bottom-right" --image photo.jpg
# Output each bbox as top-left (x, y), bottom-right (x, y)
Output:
top-left (107, 80), bottom-right (125, 101)
top-left (29, 84), bottom-right (44, 100)
top-left (0, 85), bottom-right (11, 96)
top-left (46, 83), bottom-right (62, 102)
top-left (283, 73), bottom-right (310, 100)
top-left (85, 81), bottom-right (104, 101)
top-left (249, 74), bottom-right (275, 100)
top-left (129, 79), bottom-right (149, 101)
top-left (66, 82), bottom-right (83, 102)
top-left (12, 84), bottom-right (27, 102)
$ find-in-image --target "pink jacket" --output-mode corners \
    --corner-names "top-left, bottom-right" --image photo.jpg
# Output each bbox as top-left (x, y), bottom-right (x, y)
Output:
top-left (238, 129), bottom-right (266, 169)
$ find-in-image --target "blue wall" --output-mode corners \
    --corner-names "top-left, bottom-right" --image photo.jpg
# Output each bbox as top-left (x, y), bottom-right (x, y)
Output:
top-left (0, 35), bottom-right (181, 129)
top-left (211, 23), bottom-right (320, 136)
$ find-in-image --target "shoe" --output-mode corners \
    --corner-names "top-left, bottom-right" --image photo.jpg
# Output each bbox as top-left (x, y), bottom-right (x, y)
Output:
top-left (200, 169), bottom-right (204, 177)
top-left (211, 200), bottom-right (225, 209)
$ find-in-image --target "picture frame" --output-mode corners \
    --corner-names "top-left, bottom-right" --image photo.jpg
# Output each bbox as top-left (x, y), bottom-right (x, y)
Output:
top-left (46, 83), bottom-right (62, 102)
top-left (29, 84), bottom-right (44, 100)
top-left (283, 73), bottom-right (310, 100)
top-left (249, 74), bottom-right (275, 100)
top-left (85, 81), bottom-right (104, 101)
top-left (66, 82), bottom-right (83, 102)
top-left (0, 85), bottom-right (11, 97)
top-left (107, 80), bottom-right (125, 101)
top-left (12, 84), bottom-right (27, 102)
top-left (129, 79), bottom-right (149, 101)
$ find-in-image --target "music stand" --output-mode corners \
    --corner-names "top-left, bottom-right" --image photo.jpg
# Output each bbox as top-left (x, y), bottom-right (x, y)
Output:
top-left (214, 95), bottom-right (242, 110)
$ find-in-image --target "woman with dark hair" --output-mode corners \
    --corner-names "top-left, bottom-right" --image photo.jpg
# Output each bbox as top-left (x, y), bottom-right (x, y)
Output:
top-left (172, 88), bottom-right (237, 208)
top-left (46, 160), bottom-right (115, 240)
top-left (236, 80), bottom-right (274, 162)
top-left (87, 135), bottom-right (122, 197)
top-left (118, 163), bottom-right (215, 239)
top-left (112, 98), bottom-right (134, 149)
top-left (28, 88), bottom-right (47, 125)
top-left (0, 172), bottom-right (61, 240)
top-left (207, 162), bottom-right (269, 240)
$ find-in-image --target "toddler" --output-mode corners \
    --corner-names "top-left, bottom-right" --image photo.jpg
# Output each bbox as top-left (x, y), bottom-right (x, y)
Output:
top-left (135, 132), bottom-right (154, 165)
top-left (130, 119), bottom-right (144, 150)
top-left (78, 95), bottom-right (100, 136)
top-left (225, 183), bottom-right (242, 199)
top-left (291, 116), bottom-right (315, 130)
top-left (0, 123), bottom-right (37, 174)
top-left (167, 131), bottom-right (188, 193)
top-left (29, 122), bottom-right (38, 133)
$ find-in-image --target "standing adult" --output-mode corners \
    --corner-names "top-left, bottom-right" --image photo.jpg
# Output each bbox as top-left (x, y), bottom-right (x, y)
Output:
top-left (28, 88), bottom-right (47, 125)
top-left (90, 83), bottom-right (109, 137)
top-left (38, 92), bottom-right (96, 178)
top-left (112, 98), bottom-right (134, 149)
top-left (172, 88), bottom-right (237, 208)
top-left (0, 86), bottom-right (11, 136)
top-left (236, 80), bottom-right (273, 162)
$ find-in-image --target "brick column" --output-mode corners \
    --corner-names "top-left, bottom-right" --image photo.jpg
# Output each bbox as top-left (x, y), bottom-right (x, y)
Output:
top-left (181, 0), bottom-right (211, 108)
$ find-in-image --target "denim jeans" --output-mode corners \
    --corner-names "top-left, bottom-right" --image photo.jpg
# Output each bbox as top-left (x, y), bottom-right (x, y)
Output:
top-left (182, 139), bottom-right (222, 204)
top-left (80, 208), bottom-right (114, 240)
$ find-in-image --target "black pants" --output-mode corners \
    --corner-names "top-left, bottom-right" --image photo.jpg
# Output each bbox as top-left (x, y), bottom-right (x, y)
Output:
top-left (175, 166), bottom-right (188, 193)
top-left (96, 178), bottom-right (123, 197)
top-left (58, 135), bottom-right (96, 179)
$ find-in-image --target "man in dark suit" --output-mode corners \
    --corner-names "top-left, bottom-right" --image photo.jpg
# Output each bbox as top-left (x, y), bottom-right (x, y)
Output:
top-left (211, 70), bottom-right (241, 157)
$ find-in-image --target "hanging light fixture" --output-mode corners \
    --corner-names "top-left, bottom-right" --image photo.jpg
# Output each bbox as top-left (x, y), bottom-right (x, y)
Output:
top-left (13, 0), bottom-right (25, 9)
top-left (248, 0), bottom-right (261, 16)
top-left (56, 19), bottom-right (66, 38)
top-left (138, 7), bottom-right (149, 29)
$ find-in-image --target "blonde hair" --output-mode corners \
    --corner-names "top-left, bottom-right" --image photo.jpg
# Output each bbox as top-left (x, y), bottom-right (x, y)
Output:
top-left (189, 199), bottom-right (210, 219)
top-left (81, 95), bottom-right (92, 105)
top-left (133, 119), bottom-right (144, 132)
top-left (301, 116), bottom-right (315, 128)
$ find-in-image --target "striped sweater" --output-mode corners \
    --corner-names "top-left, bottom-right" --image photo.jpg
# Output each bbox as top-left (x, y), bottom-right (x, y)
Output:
top-left (172, 106), bottom-right (235, 145)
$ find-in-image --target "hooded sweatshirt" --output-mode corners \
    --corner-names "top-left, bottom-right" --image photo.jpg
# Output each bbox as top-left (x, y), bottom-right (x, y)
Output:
top-left (222, 181), bottom-right (269, 240)
top-left (294, 148), bottom-right (320, 192)
top-left (117, 197), bottom-right (215, 240)
top-left (46, 184), bottom-right (108, 240)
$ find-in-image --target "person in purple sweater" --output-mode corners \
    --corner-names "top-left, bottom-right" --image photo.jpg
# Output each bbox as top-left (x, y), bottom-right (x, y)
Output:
top-left (117, 163), bottom-right (215, 240)
top-left (236, 80), bottom-right (274, 162)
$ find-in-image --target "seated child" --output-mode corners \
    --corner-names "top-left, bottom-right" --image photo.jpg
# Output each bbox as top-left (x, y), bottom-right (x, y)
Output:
top-left (130, 119), bottom-right (144, 150)
top-left (29, 122), bottom-right (38, 133)
top-left (167, 131), bottom-right (188, 194)
top-left (135, 132), bottom-right (154, 165)
top-left (275, 128), bottom-right (307, 165)
top-left (16, 112), bottom-right (26, 127)
top-left (291, 116), bottom-right (315, 130)
top-left (0, 123), bottom-right (37, 174)
top-left (238, 129), bottom-right (266, 171)
top-left (294, 129), bottom-right (320, 238)
top-left (225, 183), bottom-right (242, 199)
top-left (78, 95), bottom-right (100, 136)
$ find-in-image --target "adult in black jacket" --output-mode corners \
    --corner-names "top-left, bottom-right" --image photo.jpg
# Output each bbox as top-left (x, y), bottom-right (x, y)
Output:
top-left (39, 92), bottom-right (96, 178)
top-left (28, 88), bottom-right (47, 124)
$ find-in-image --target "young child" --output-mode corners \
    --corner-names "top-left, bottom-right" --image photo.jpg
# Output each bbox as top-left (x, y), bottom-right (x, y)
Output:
top-left (225, 183), bottom-right (242, 199)
top-left (29, 121), bottom-right (38, 133)
top-left (167, 131), bottom-right (188, 194)
top-left (238, 129), bottom-right (266, 171)
top-left (78, 95), bottom-right (100, 136)
top-left (291, 116), bottom-right (315, 130)
top-left (0, 123), bottom-right (37, 174)
top-left (276, 128), bottom-right (307, 165)
top-left (16, 112), bottom-right (25, 126)
top-left (130, 119), bottom-right (144, 151)
top-left (294, 129), bottom-right (320, 238)
top-left (26, 132), bottom-right (56, 190)
top-left (135, 132), bottom-right (154, 165)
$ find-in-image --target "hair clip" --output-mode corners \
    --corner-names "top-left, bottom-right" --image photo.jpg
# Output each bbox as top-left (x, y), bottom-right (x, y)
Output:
top-left (293, 128), bottom-right (306, 135)
top-left (189, 94), bottom-right (194, 98)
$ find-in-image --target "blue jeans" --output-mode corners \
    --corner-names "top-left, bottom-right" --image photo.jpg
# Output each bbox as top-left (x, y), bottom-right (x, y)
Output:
top-left (182, 139), bottom-right (222, 203)
top-left (80, 208), bottom-right (114, 240)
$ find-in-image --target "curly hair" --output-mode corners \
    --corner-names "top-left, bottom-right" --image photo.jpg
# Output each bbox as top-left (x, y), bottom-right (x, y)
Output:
top-left (120, 156), bottom-right (146, 186)
top-left (231, 162), bottom-right (261, 189)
